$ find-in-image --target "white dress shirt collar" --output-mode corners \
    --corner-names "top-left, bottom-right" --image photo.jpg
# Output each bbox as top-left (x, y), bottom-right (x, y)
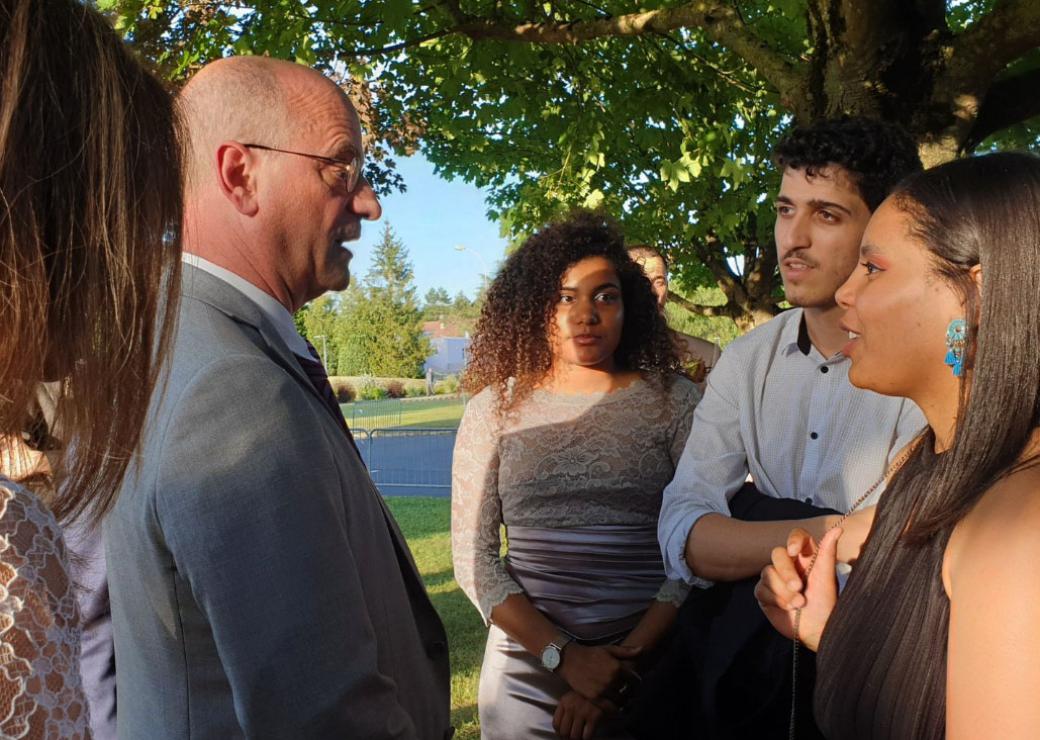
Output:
top-left (182, 253), bottom-right (311, 359)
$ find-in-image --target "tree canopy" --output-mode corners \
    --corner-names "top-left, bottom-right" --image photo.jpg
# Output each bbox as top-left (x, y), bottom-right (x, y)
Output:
top-left (106, 0), bottom-right (1040, 327)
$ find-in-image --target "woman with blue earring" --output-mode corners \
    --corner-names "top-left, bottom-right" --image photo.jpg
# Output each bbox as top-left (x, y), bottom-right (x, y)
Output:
top-left (755, 151), bottom-right (1040, 739)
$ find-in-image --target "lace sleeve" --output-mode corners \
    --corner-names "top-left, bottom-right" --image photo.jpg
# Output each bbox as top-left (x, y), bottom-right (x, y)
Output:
top-left (0, 480), bottom-right (89, 739)
top-left (668, 376), bottom-right (702, 467)
top-left (451, 391), bottom-right (524, 624)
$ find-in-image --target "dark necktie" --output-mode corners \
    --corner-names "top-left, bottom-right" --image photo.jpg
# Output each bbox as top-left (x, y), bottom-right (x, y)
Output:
top-left (297, 341), bottom-right (363, 463)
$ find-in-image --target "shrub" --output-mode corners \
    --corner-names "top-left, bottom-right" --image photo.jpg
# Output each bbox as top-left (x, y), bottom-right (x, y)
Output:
top-left (405, 384), bottom-right (426, 398)
top-left (331, 380), bottom-right (355, 403)
top-left (386, 380), bottom-right (406, 399)
top-left (433, 375), bottom-right (460, 395)
top-left (355, 375), bottom-right (387, 401)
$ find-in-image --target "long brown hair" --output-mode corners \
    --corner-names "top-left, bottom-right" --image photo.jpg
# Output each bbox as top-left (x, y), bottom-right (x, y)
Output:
top-left (885, 151), bottom-right (1040, 542)
top-left (463, 211), bottom-right (682, 412)
top-left (0, 0), bottom-right (183, 524)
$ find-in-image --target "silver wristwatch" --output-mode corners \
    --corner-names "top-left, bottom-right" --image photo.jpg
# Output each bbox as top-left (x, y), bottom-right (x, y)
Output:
top-left (540, 634), bottom-right (571, 672)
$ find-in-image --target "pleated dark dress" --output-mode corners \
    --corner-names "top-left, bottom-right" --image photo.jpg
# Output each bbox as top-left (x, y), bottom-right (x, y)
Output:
top-left (814, 448), bottom-right (951, 740)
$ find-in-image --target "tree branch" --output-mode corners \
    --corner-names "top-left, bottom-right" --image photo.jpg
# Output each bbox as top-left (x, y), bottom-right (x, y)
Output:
top-left (966, 65), bottom-right (1040, 148)
top-left (342, 1), bottom-right (804, 97)
top-left (947, 0), bottom-right (1040, 86)
top-left (667, 292), bottom-right (741, 320)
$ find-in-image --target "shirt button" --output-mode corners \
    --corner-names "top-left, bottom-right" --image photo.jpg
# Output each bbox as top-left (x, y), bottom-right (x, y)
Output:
top-left (820, 366), bottom-right (829, 374)
top-left (810, 432), bottom-right (819, 440)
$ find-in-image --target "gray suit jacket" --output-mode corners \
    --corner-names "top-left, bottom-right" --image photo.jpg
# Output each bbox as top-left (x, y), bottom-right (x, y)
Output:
top-left (107, 265), bottom-right (452, 739)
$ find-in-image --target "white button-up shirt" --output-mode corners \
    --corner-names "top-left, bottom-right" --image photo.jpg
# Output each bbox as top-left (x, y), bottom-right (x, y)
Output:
top-left (658, 308), bottom-right (926, 585)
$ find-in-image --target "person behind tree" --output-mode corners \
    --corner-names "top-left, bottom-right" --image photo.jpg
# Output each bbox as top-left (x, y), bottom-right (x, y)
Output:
top-left (626, 244), bottom-right (720, 385)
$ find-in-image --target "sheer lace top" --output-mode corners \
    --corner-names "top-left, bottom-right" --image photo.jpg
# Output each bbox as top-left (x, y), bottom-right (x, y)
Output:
top-left (451, 375), bottom-right (700, 622)
top-left (0, 477), bottom-right (89, 739)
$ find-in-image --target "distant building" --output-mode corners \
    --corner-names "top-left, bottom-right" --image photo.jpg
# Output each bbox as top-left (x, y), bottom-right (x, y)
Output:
top-left (422, 320), bottom-right (470, 375)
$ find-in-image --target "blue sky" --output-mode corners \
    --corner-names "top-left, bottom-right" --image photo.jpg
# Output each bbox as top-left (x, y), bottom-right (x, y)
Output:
top-left (349, 153), bottom-right (509, 300)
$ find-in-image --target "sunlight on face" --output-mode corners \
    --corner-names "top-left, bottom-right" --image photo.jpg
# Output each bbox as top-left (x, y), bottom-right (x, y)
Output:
top-left (631, 254), bottom-right (668, 311)
top-left (549, 256), bottom-right (625, 372)
top-left (774, 166), bottom-right (872, 309)
top-left (836, 200), bottom-right (965, 399)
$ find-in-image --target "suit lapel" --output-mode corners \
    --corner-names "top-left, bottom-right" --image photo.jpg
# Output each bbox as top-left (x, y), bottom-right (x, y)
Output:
top-left (180, 264), bottom-right (430, 598)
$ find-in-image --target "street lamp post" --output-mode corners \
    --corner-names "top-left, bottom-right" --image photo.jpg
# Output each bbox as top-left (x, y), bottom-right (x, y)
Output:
top-left (454, 244), bottom-right (489, 293)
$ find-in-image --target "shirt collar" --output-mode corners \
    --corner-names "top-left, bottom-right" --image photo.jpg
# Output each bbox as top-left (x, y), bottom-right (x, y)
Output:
top-left (781, 308), bottom-right (846, 363)
top-left (796, 313), bottom-right (813, 356)
top-left (182, 253), bottom-right (311, 359)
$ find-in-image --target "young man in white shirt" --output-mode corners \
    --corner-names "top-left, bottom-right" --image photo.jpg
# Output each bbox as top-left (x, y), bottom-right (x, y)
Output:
top-left (637, 118), bottom-right (925, 739)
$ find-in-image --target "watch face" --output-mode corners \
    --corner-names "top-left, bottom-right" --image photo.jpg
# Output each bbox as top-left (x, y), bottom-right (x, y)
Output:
top-left (541, 645), bottom-right (561, 671)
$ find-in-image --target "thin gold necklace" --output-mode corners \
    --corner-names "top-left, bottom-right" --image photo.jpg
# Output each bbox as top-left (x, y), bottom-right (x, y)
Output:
top-left (788, 436), bottom-right (922, 739)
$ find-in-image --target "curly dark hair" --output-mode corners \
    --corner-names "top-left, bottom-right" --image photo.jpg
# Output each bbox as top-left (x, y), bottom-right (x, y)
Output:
top-left (464, 211), bottom-right (683, 411)
top-left (773, 116), bottom-right (923, 210)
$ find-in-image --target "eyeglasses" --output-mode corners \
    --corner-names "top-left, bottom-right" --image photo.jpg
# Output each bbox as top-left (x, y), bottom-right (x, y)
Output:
top-left (242, 143), bottom-right (363, 193)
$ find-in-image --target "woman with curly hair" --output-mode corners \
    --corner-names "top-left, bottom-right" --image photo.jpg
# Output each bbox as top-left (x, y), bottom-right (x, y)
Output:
top-left (452, 212), bottom-right (701, 739)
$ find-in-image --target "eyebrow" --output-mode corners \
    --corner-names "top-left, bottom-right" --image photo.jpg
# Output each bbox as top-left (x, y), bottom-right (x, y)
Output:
top-left (560, 282), bottom-right (622, 292)
top-left (328, 144), bottom-right (361, 162)
top-left (860, 242), bottom-right (879, 257)
top-left (775, 195), bottom-right (854, 216)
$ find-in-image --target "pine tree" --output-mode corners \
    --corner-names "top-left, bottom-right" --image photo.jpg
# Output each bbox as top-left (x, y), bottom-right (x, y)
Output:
top-left (335, 224), bottom-right (430, 378)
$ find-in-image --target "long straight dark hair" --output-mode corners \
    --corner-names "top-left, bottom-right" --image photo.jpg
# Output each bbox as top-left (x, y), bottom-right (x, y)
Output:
top-left (813, 152), bottom-right (1040, 739)
top-left (886, 151), bottom-right (1040, 542)
top-left (0, 0), bottom-right (183, 524)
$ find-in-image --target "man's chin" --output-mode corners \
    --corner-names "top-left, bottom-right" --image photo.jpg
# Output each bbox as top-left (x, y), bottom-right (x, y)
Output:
top-left (783, 285), bottom-right (840, 310)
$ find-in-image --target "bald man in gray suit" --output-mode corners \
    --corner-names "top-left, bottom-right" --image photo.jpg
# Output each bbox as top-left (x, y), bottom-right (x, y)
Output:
top-left (107, 57), bottom-right (451, 739)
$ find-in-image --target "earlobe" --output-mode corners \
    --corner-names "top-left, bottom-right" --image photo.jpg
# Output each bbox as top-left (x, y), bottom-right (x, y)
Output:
top-left (215, 142), bottom-right (259, 216)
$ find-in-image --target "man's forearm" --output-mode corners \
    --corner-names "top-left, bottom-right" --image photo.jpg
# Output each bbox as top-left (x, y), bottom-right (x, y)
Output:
top-left (685, 513), bottom-right (835, 582)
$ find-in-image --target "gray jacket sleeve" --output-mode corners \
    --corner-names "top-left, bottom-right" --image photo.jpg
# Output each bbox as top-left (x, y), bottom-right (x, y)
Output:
top-left (154, 355), bottom-right (418, 739)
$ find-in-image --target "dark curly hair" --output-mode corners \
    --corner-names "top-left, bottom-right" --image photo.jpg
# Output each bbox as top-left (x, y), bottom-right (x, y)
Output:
top-left (773, 116), bottom-right (923, 210)
top-left (464, 211), bottom-right (683, 411)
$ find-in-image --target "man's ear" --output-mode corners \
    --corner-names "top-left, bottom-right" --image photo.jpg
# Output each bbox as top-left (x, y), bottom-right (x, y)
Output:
top-left (215, 142), bottom-right (259, 216)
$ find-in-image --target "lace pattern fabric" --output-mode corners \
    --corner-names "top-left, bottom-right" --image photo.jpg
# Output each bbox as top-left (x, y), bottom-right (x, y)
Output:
top-left (451, 376), bottom-right (700, 622)
top-left (0, 478), bottom-right (89, 739)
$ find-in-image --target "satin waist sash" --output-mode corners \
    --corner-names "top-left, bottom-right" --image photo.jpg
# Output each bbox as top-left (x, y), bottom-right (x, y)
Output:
top-left (504, 524), bottom-right (667, 641)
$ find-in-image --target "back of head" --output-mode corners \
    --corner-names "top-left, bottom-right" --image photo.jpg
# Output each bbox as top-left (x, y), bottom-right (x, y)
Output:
top-left (889, 151), bottom-right (1040, 539)
top-left (774, 116), bottom-right (923, 210)
top-left (0, 0), bottom-right (182, 523)
top-left (178, 56), bottom-right (295, 196)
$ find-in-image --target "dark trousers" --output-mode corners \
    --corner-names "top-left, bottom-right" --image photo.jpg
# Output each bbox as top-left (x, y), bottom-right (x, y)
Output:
top-left (628, 484), bottom-right (837, 740)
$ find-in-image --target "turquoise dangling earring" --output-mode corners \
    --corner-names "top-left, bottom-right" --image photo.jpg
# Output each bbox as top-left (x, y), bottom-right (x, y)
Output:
top-left (944, 319), bottom-right (967, 377)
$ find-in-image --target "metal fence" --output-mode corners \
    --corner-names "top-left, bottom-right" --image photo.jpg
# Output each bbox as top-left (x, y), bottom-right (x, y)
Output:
top-left (344, 400), bottom-right (403, 429)
top-left (354, 427), bottom-right (457, 496)
top-left (342, 396), bottom-right (466, 431)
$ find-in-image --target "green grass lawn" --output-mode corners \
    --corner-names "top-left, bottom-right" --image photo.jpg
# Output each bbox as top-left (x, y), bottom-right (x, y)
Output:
top-left (340, 397), bottom-right (466, 431)
top-left (385, 497), bottom-right (484, 739)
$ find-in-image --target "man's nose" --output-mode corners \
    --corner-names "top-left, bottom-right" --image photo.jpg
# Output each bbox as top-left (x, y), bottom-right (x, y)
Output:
top-left (777, 212), bottom-right (810, 252)
top-left (349, 177), bottom-right (382, 221)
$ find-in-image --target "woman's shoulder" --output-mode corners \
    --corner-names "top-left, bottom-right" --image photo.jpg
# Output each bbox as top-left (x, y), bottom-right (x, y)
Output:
top-left (0, 476), bottom-right (63, 542)
top-left (647, 372), bottom-right (702, 406)
top-left (945, 462), bottom-right (1040, 596)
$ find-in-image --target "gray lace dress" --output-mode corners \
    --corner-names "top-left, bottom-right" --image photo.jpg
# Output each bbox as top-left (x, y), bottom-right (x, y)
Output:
top-left (452, 375), bottom-right (699, 739)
